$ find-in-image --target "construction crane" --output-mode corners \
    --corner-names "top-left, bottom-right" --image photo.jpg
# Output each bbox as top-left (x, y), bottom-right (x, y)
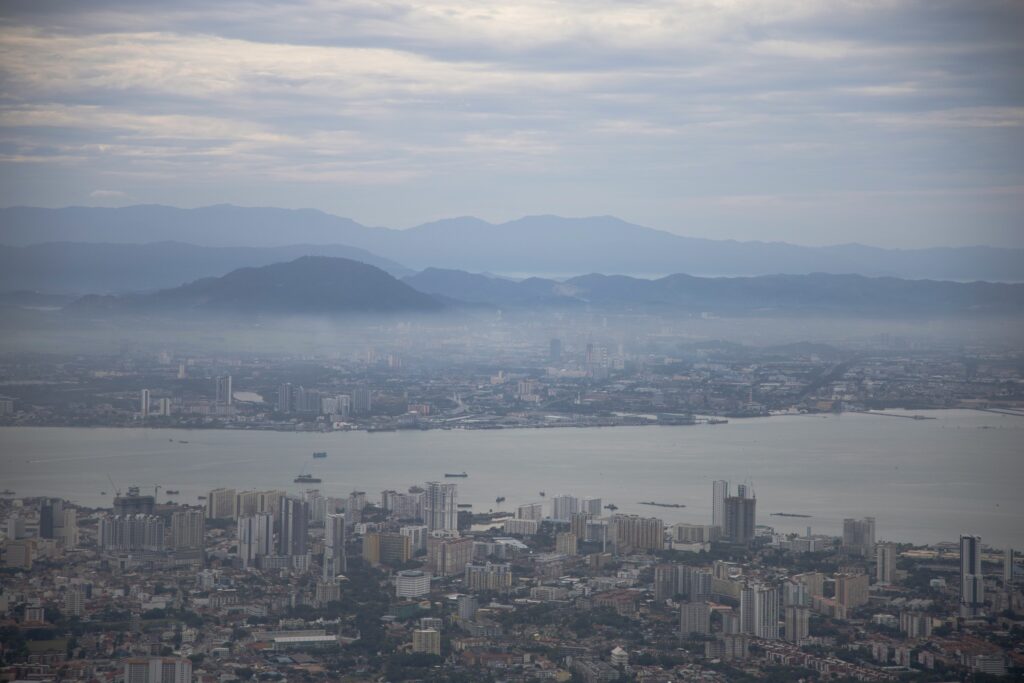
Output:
top-left (107, 474), bottom-right (121, 497)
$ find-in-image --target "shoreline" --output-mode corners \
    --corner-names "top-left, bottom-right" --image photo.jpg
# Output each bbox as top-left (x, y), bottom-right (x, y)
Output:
top-left (0, 407), bottom-right (980, 434)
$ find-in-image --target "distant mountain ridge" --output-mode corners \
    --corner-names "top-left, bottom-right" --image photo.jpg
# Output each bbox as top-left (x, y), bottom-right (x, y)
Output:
top-left (403, 268), bottom-right (1024, 316)
top-left (0, 241), bottom-right (411, 294)
top-left (69, 256), bottom-right (441, 315)
top-left (2, 204), bottom-right (1021, 281)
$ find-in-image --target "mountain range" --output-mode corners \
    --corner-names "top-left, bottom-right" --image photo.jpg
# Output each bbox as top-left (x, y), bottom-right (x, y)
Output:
top-left (403, 268), bottom-right (1024, 316)
top-left (0, 241), bottom-right (410, 294)
top-left (2, 204), bottom-right (1021, 282)
top-left (61, 257), bottom-right (1024, 318)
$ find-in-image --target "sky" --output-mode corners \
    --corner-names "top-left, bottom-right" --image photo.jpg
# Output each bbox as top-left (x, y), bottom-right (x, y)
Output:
top-left (0, 0), bottom-right (1022, 248)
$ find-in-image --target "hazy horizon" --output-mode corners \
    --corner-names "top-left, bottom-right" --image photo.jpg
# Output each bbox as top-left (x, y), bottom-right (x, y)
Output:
top-left (2, 1), bottom-right (1023, 249)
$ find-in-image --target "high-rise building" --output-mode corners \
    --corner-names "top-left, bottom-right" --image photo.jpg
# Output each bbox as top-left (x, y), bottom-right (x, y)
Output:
top-left (364, 532), bottom-right (412, 567)
top-left (64, 585), bottom-right (85, 617)
top-left (549, 338), bottom-right (562, 363)
top-left (324, 513), bottom-right (347, 578)
top-left (842, 517), bottom-right (876, 558)
top-left (458, 594), bottom-right (480, 621)
top-left (712, 480), bottom-right (729, 529)
top-left (960, 534), bottom-right (984, 618)
top-left (411, 629), bottom-right (440, 656)
top-left (556, 532), bottom-right (578, 556)
top-left (39, 498), bottom-right (59, 539)
top-left (114, 491), bottom-right (155, 516)
top-left (654, 564), bottom-right (679, 600)
top-left (352, 387), bottom-right (372, 416)
top-left (140, 389), bottom-right (150, 418)
top-left (689, 569), bottom-right (713, 602)
top-left (571, 511), bottom-right (592, 540)
top-left (205, 488), bottom-right (236, 520)
top-left (215, 375), bottom-right (233, 405)
top-left (396, 569), bottom-right (431, 598)
top-left (464, 562), bottom-right (513, 593)
top-left (346, 491), bottom-right (366, 527)
top-left (740, 583), bottom-right (779, 639)
top-left (276, 383), bottom-right (292, 413)
top-left (835, 573), bottom-right (869, 619)
top-left (156, 398), bottom-right (172, 416)
top-left (424, 482), bottom-right (457, 532)
top-left (680, 602), bottom-right (712, 636)
top-left (551, 495), bottom-right (579, 522)
top-left (503, 518), bottom-right (539, 536)
top-left (517, 503), bottom-right (544, 521)
top-left (610, 514), bottom-right (664, 552)
top-left (1005, 547), bottom-right (1014, 587)
top-left (122, 657), bottom-right (192, 683)
top-left (723, 496), bottom-right (756, 544)
top-left (279, 498), bottom-right (309, 557)
top-left (59, 508), bottom-right (78, 548)
top-left (876, 543), bottom-right (896, 585)
top-left (170, 510), bottom-right (204, 549)
top-left (581, 497), bottom-right (603, 516)
top-left (784, 605), bottom-right (810, 642)
top-left (237, 513), bottom-right (272, 569)
top-left (99, 515), bottom-right (165, 551)
top-left (400, 525), bottom-right (428, 552)
top-left (426, 534), bottom-right (473, 576)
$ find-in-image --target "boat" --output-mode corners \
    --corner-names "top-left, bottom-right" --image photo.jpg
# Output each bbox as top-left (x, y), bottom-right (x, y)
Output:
top-left (604, 503), bottom-right (618, 511)
top-left (444, 472), bottom-right (468, 478)
top-left (177, 440), bottom-right (189, 444)
top-left (197, 495), bottom-right (207, 500)
top-left (495, 496), bottom-right (506, 503)
top-left (0, 489), bottom-right (14, 495)
top-left (638, 501), bottom-right (686, 509)
top-left (294, 474), bottom-right (322, 484)
top-left (457, 503), bottom-right (473, 508)
top-left (165, 489), bottom-right (180, 495)
top-left (539, 491), bottom-right (545, 497)
top-left (313, 451), bottom-right (327, 459)
top-left (770, 512), bottom-right (812, 518)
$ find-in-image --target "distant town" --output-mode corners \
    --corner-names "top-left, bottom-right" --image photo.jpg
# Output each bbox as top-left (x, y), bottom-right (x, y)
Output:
top-left (1, 330), bottom-right (1021, 431)
top-left (1, 475), bottom-right (1019, 682)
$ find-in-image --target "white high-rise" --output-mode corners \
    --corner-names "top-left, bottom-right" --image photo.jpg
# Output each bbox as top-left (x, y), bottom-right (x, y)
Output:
top-left (740, 583), bottom-right (779, 640)
top-left (140, 389), bottom-right (150, 418)
top-left (424, 482), bottom-right (457, 531)
top-left (712, 480), bottom-right (729, 529)
top-left (960, 534), bottom-right (984, 618)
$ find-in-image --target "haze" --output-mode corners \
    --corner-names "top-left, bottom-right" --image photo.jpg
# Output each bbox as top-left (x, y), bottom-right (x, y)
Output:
top-left (1, 0), bottom-right (1023, 248)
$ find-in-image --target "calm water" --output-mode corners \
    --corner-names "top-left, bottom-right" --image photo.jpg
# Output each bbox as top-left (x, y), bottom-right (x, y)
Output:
top-left (1, 410), bottom-right (1022, 547)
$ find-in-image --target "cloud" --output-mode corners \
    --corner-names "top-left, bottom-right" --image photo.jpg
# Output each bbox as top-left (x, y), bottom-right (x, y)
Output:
top-left (0, 0), bottom-right (1021, 246)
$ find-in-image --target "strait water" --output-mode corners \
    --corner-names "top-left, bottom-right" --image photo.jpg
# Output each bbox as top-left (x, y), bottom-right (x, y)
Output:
top-left (0, 409), bottom-right (1021, 547)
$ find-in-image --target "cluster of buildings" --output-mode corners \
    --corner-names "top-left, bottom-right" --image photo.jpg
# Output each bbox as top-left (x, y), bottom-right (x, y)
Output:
top-left (2, 335), bottom-right (1022, 431)
top-left (1, 473), bottom-right (1021, 682)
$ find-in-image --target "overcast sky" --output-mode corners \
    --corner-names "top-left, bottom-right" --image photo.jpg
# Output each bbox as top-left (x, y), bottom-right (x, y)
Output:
top-left (1, 0), bottom-right (1022, 248)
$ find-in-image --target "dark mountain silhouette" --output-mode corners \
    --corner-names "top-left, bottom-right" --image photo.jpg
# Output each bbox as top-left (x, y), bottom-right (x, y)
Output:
top-left (68, 256), bottom-right (442, 315)
top-left (0, 241), bottom-right (411, 294)
top-left (403, 269), bottom-right (1024, 316)
top-left (2, 204), bottom-right (1021, 281)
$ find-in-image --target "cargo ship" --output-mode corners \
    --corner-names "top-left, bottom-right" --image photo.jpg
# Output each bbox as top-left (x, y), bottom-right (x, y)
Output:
top-left (313, 451), bottom-right (327, 459)
top-left (444, 472), bottom-right (468, 478)
top-left (294, 474), bottom-right (322, 484)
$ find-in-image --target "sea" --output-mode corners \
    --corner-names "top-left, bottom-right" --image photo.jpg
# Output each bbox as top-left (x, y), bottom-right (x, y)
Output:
top-left (1, 409), bottom-right (1021, 547)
